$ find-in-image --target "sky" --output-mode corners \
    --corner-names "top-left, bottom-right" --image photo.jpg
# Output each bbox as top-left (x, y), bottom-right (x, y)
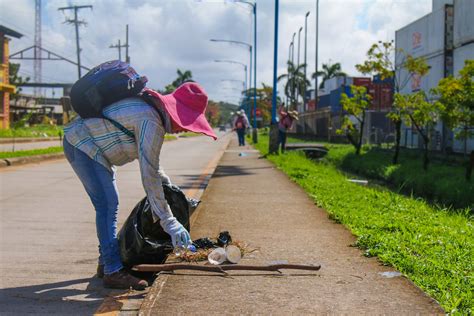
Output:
top-left (0, 0), bottom-right (432, 104)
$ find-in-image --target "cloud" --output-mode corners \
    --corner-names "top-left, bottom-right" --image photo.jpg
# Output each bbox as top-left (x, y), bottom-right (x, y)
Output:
top-left (1, 0), bottom-right (431, 102)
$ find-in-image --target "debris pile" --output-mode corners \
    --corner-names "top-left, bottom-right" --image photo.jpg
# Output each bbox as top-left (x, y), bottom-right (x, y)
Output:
top-left (170, 231), bottom-right (255, 264)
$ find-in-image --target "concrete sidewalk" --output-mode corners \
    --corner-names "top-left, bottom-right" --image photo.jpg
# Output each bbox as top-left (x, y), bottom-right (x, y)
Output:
top-left (139, 139), bottom-right (443, 314)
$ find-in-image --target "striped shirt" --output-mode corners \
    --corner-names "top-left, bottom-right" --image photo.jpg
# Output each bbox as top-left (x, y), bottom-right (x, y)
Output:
top-left (64, 97), bottom-right (173, 222)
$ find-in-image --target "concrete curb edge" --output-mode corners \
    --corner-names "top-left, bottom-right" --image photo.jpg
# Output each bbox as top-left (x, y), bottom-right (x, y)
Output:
top-left (0, 152), bottom-right (65, 169)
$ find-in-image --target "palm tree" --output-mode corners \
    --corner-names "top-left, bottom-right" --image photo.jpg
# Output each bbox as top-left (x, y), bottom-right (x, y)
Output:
top-left (172, 69), bottom-right (193, 87)
top-left (312, 62), bottom-right (347, 89)
top-left (278, 61), bottom-right (310, 109)
top-left (165, 69), bottom-right (193, 93)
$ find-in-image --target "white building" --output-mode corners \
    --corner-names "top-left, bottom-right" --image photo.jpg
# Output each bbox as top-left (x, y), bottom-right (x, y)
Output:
top-left (395, 0), bottom-right (473, 153)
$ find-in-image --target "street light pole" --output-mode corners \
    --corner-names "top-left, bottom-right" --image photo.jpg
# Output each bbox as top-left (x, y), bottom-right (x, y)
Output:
top-left (304, 11), bottom-right (310, 112)
top-left (248, 45), bottom-right (252, 121)
top-left (287, 42), bottom-right (292, 107)
top-left (252, 2), bottom-right (257, 140)
top-left (214, 59), bottom-right (248, 92)
top-left (269, 0), bottom-right (280, 153)
top-left (210, 38), bottom-right (252, 121)
top-left (214, 60), bottom-right (248, 113)
top-left (291, 32), bottom-right (296, 109)
top-left (315, 0), bottom-right (319, 109)
top-left (234, 1), bottom-right (257, 141)
top-left (297, 26), bottom-right (302, 111)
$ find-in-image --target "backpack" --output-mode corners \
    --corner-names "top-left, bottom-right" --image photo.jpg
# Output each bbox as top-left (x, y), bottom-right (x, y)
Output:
top-left (235, 116), bottom-right (245, 129)
top-left (70, 60), bottom-right (148, 119)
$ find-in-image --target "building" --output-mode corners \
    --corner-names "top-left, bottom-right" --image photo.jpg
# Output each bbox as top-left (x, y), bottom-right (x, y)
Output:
top-left (296, 75), bottom-right (394, 144)
top-left (0, 25), bottom-right (23, 129)
top-left (395, 0), bottom-right (473, 153)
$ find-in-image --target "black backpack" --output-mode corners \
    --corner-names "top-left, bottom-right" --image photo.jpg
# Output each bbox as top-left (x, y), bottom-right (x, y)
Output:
top-left (70, 60), bottom-right (149, 138)
top-left (70, 60), bottom-right (148, 119)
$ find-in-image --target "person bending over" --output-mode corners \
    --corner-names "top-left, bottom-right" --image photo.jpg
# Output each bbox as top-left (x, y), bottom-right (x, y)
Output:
top-left (64, 82), bottom-right (216, 289)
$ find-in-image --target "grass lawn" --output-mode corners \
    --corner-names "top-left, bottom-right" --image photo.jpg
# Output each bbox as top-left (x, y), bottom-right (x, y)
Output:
top-left (178, 132), bottom-right (202, 138)
top-left (164, 135), bottom-right (178, 141)
top-left (254, 133), bottom-right (473, 314)
top-left (0, 125), bottom-right (64, 138)
top-left (283, 136), bottom-right (474, 210)
top-left (0, 147), bottom-right (64, 159)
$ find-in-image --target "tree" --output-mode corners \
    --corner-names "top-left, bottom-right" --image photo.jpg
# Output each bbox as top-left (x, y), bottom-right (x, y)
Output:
top-left (312, 62), bottom-right (346, 89)
top-left (432, 60), bottom-right (474, 180)
top-left (356, 41), bottom-right (430, 164)
top-left (165, 69), bottom-right (193, 93)
top-left (9, 62), bottom-right (30, 100)
top-left (243, 83), bottom-right (280, 126)
top-left (206, 100), bottom-right (220, 127)
top-left (339, 85), bottom-right (371, 155)
top-left (278, 61), bottom-right (310, 109)
top-left (394, 91), bottom-right (440, 170)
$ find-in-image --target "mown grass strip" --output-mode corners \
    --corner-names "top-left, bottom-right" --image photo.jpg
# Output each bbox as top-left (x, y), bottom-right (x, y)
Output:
top-left (0, 125), bottom-right (64, 138)
top-left (178, 132), bottom-right (202, 138)
top-left (0, 146), bottom-right (64, 159)
top-left (254, 134), bottom-right (473, 314)
top-left (321, 143), bottom-right (474, 210)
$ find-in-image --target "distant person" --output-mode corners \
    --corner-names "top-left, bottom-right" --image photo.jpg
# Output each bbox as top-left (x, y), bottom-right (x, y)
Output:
top-left (278, 105), bottom-right (298, 153)
top-left (233, 110), bottom-right (250, 146)
top-left (63, 82), bottom-right (216, 290)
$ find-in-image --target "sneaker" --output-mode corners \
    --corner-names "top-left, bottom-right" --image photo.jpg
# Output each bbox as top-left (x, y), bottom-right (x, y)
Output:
top-left (103, 269), bottom-right (148, 290)
top-left (97, 264), bottom-right (104, 279)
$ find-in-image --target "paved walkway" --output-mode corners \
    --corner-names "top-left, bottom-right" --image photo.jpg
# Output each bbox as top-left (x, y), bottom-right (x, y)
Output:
top-left (140, 138), bottom-right (443, 314)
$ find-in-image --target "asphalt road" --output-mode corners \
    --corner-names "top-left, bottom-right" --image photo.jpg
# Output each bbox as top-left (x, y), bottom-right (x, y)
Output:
top-left (0, 131), bottom-right (231, 315)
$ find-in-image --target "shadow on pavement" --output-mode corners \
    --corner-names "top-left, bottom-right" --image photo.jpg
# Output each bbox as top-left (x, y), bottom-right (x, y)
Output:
top-left (174, 165), bottom-right (269, 190)
top-left (211, 165), bottom-right (256, 178)
top-left (0, 276), bottom-right (130, 314)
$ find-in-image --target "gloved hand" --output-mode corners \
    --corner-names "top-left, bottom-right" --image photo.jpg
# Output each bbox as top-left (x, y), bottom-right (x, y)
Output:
top-left (160, 217), bottom-right (191, 248)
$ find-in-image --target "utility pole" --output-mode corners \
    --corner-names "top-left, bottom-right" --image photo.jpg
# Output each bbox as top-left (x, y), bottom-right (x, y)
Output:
top-left (110, 39), bottom-right (126, 61)
top-left (58, 4), bottom-right (93, 79)
top-left (110, 25), bottom-right (129, 62)
top-left (125, 24), bottom-right (130, 63)
top-left (34, 0), bottom-right (42, 96)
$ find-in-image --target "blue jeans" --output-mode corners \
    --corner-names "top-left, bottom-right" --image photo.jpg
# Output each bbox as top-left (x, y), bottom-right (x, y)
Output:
top-left (237, 128), bottom-right (246, 146)
top-left (63, 139), bottom-right (123, 275)
top-left (278, 130), bottom-right (287, 152)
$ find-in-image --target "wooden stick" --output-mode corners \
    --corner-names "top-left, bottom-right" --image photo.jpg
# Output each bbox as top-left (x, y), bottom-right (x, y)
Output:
top-left (132, 263), bottom-right (321, 273)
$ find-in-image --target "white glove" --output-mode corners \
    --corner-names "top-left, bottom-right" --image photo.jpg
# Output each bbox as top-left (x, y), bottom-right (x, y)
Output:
top-left (158, 167), bottom-right (172, 185)
top-left (160, 217), bottom-right (191, 248)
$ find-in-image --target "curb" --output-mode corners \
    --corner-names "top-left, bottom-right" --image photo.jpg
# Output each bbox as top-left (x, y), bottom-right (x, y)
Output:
top-left (0, 152), bottom-right (65, 169)
top-left (0, 137), bottom-right (61, 144)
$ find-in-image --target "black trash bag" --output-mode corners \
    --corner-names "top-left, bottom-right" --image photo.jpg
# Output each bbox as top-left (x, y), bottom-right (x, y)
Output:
top-left (118, 184), bottom-right (196, 267)
top-left (192, 237), bottom-right (217, 249)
